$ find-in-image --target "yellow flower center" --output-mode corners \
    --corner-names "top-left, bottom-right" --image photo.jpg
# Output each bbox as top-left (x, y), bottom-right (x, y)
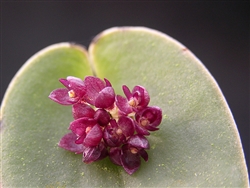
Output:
top-left (128, 98), bottom-right (136, 107)
top-left (130, 147), bottom-right (138, 154)
top-left (85, 126), bottom-right (92, 134)
top-left (140, 119), bottom-right (149, 127)
top-left (116, 128), bottom-right (123, 135)
top-left (68, 90), bottom-right (76, 98)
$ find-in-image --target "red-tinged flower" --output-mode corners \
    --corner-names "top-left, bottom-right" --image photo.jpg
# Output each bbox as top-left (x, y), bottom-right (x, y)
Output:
top-left (49, 76), bottom-right (86, 105)
top-left (69, 118), bottom-right (103, 147)
top-left (134, 106), bottom-right (162, 135)
top-left (83, 76), bottom-right (115, 109)
top-left (82, 142), bottom-right (108, 164)
top-left (120, 144), bottom-right (142, 175)
top-left (110, 135), bottom-right (149, 175)
top-left (116, 85), bottom-right (150, 114)
top-left (58, 132), bottom-right (84, 154)
top-left (104, 117), bottom-right (134, 147)
top-left (103, 119), bottom-right (126, 147)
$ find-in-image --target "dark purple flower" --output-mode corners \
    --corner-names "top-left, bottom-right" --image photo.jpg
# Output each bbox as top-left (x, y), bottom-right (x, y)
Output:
top-left (103, 120), bottom-right (126, 147)
top-left (111, 135), bottom-right (149, 175)
top-left (104, 117), bottom-right (134, 147)
top-left (69, 118), bottom-right (103, 147)
top-left (120, 144), bottom-right (142, 175)
top-left (58, 132), bottom-right (84, 154)
top-left (82, 142), bottom-right (108, 164)
top-left (116, 85), bottom-right (150, 114)
top-left (83, 76), bottom-right (115, 109)
top-left (134, 106), bottom-right (162, 135)
top-left (49, 76), bottom-right (86, 105)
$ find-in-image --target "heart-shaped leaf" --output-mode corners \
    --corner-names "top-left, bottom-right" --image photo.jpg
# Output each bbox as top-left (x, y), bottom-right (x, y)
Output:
top-left (1, 27), bottom-right (248, 187)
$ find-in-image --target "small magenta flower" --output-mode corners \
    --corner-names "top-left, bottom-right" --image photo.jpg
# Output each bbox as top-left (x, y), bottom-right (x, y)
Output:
top-left (104, 116), bottom-right (134, 147)
top-left (134, 106), bottom-right (162, 135)
top-left (58, 133), bottom-right (108, 163)
top-left (49, 76), bottom-right (86, 105)
top-left (121, 135), bottom-right (149, 174)
top-left (116, 85), bottom-right (150, 114)
top-left (69, 118), bottom-right (103, 147)
top-left (83, 76), bottom-right (115, 109)
top-left (109, 135), bottom-right (149, 174)
top-left (104, 119), bottom-right (126, 147)
top-left (49, 75), bottom-right (163, 175)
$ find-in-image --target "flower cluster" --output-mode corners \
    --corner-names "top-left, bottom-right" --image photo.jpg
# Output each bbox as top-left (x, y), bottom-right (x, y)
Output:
top-left (49, 76), bottom-right (162, 174)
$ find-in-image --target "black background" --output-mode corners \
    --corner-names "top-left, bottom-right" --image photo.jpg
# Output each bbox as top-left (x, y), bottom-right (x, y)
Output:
top-left (1, 1), bottom-right (249, 172)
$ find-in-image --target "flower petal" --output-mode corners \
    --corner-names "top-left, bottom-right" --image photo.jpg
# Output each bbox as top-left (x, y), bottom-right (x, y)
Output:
top-left (83, 124), bottom-right (103, 147)
top-left (132, 85), bottom-right (150, 108)
top-left (95, 87), bottom-right (115, 108)
top-left (118, 116), bottom-right (135, 137)
top-left (121, 145), bottom-right (141, 175)
top-left (116, 95), bottom-right (133, 114)
top-left (59, 76), bottom-right (86, 98)
top-left (96, 142), bottom-right (108, 161)
top-left (49, 88), bottom-right (76, 105)
top-left (69, 118), bottom-right (96, 136)
top-left (75, 135), bottom-right (85, 144)
top-left (109, 147), bottom-right (122, 166)
top-left (94, 109), bottom-right (111, 126)
top-left (82, 146), bottom-right (101, 164)
top-left (82, 142), bottom-right (108, 164)
top-left (122, 85), bottom-right (132, 99)
top-left (104, 78), bottom-right (112, 87)
top-left (59, 78), bottom-right (70, 89)
top-left (84, 76), bottom-right (105, 105)
top-left (135, 106), bottom-right (162, 128)
top-left (138, 149), bottom-right (148, 162)
top-left (145, 125), bottom-right (159, 131)
top-left (104, 120), bottom-right (126, 147)
top-left (58, 132), bottom-right (84, 154)
top-left (66, 76), bottom-right (86, 96)
top-left (134, 122), bottom-right (150, 136)
top-left (128, 134), bottom-right (150, 149)
top-left (72, 103), bottom-right (95, 119)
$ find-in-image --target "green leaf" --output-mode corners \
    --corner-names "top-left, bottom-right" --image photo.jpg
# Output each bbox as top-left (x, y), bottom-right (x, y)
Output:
top-left (1, 27), bottom-right (248, 187)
